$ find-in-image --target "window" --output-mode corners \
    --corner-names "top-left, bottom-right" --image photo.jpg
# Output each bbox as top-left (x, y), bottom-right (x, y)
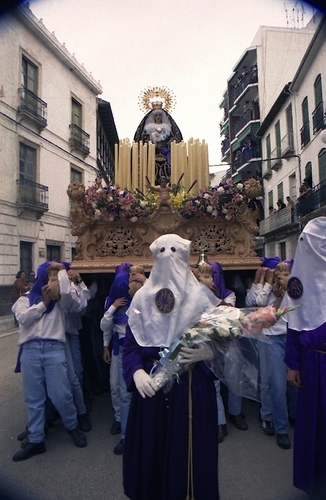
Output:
top-left (318, 149), bottom-right (326, 183)
top-left (277, 182), bottom-right (284, 202)
top-left (47, 245), bottom-right (61, 262)
top-left (22, 56), bottom-right (38, 114)
top-left (20, 241), bottom-right (33, 275)
top-left (266, 134), bottom-right (271, 170)
top-left (275, 120), bottom-right (281, 157)
top-left (71, 166), bottom-right (83, 183)
top-left (22, 56), bottom-right (38, 94)
top-left (279, 241), bottom-right (286, 261)
top-left (305, 162), bottom-right (312, 187)
top-left (19, 143), bottom-right (36, 182)
top-left (19, 143), bottom-right (37, 204)
top-left (285, 104), bottom-right (294, 150)
top-left (301, 97), bottom-right (310, 147)
top-left (312, 75), bottom-right (324, 134)
top-left (268, 190), bottom-right (273, 210)
top-left (72, 98), bottom-right (82, 129)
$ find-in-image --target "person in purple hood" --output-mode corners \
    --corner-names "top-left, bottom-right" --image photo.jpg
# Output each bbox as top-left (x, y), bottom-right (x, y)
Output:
top-left (285, 217), bottom-right (326, 497)
top-left (11, 261), bottom-right (87, 461)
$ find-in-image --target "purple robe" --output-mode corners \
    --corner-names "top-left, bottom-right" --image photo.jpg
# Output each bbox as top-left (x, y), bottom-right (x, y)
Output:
top-left (285, 323), bottom-right (326, 497)
top-left (123, 326), bottom-right (219, 500)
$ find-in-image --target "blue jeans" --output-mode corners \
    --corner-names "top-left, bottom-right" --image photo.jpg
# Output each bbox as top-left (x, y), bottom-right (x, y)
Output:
top-left (117, 346), bottom-right (132, 439)
top-left (215, 380), bottom-right (242, 424)
top-left (259, 334), bottom-right (289, 434)
top-left (66, 333), bottom-right (84, 386)
top-left (110, 353), bottom-right (120, 422)
top-left (21, 340), bottom-right (78, 443)
top-left (64, 339), bottom-right (87, 415)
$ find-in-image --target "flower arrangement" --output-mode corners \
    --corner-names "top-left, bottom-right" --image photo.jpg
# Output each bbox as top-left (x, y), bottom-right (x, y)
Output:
top-left (150, 305), bottom-right (300, 393)
top-left (83, 177), bottom-right (249, 223)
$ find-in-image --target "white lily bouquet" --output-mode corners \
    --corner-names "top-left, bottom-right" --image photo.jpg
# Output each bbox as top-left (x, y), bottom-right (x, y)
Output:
top-left (150, 305), bottom-right (299, 397)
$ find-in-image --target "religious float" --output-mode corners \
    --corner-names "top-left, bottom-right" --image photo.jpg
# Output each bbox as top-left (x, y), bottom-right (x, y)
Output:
top-left (67, 87), bottom-right (262, 274)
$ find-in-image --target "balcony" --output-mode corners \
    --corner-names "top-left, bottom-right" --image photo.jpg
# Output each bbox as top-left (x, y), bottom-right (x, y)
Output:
top-left (18, 87), bottom-right (47, 129)
top-left (296, 179), bottom-right (326, 219)
top-left (271, 146), bottom-right (282, 170)
top-left (69, 124), bottom-right (90, 156)
top-left (230, 108), bottom-right (260, 140)
top-left (312, 101), bottom-right (325, 135)
top-left (281, 132), bottom-right (295, 157)
top-left (259, 206), bottom-right (294, 236)
top-left (17, 178), bottom-right (49, 218)
top-left (229, 68), bottom-right (258, 109)
top-left (221, 137), bottom-right (230, 156)
top-left (233, 145), bottom-right (261, 171)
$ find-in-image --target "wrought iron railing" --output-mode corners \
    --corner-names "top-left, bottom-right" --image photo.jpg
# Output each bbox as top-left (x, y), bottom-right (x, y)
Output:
top-left (312, 101), bottom-right (325, 134)
top-left (296, 179), bottom-right (326, 218)
top-left (18, 87), bottom-right (47, 127)
top-left (300, 122), bottom-right (310, 148)
top-left (233, 145), bottom-right (261, 170)
top-left (69, 124), bottom-right (90, 155)
top-left (230, 108), bottom-right (255, 140)
top-left (17, 178), bottom-right (49, 212)
top-left (229, 70), bottom-right (258, 108)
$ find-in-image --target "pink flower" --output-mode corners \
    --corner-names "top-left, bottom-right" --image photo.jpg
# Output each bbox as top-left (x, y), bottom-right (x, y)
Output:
top-left (241, 307), bottom-right (277, 333)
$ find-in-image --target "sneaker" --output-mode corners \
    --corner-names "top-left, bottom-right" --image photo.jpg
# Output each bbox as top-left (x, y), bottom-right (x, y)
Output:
top-left (67, 426), bottom-right (87, 448)
top-left (110, 420), bottom-right (121, 435)
top-left (228, 412), bottom-right (248, 431)
top-left (218, 424), bottom-right (228, 443)
top-left (78, 413), bottom-right (92, 432)
top-left (276, 433), bottom-right (291, 449)
top-left (12, 442), bottom-right (46, 462)
top-left (261, 420), bottom-right (275, 436)
top-left (113, 439), bottom-right (124, 455)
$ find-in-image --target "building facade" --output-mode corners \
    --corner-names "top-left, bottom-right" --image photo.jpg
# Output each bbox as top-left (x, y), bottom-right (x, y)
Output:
top-left (257, 15), bottom-right (326, 259)
top-left (0, 4), bottom-right (116, 314)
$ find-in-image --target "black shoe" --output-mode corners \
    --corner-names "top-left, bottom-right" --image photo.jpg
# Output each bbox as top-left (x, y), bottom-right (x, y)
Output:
top-left (110, 420), bottom-right (121, 435)
top-left (261, 420), bottom-right (275, 436)
top-left (276, 433), bottom-right (291, 449)
top-left (17, 428), bottom-right (29, 441)
top-left (218, 424), bottom-right (228, 443)
top-left (21, 437), bottom-right (30, 449)
top-left (78, 413), bottom-right (92, 432)
top-left (67, 426), bottom-right (87, 448)
top-left (12, 442), bottom-right (46, 462)
top-left (228, 412), bottom-right (248, 431)
top-left (113, 439), bottom-right (124, 455)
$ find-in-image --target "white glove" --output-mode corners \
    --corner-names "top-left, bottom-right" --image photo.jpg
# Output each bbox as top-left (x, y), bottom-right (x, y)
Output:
top-left (178, 344), bottom-right (214, 365)
top-left (133, 369), bottom-right (157, 398)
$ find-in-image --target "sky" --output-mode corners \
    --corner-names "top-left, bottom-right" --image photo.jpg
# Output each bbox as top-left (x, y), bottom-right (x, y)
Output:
top-left (28, 0), bottom-right (318, 169)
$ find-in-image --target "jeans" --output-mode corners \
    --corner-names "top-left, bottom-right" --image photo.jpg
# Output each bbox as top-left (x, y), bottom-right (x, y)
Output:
top-left (66, 332), bottom-right (84, 386)
top-left (117, 345), bottom-right (132, 439)
top-left (64, 339), bottom-right (87, 415)
top-left (215, 380), bottom-right (242, 424)
top-left (21, 340), bottom-right (78, 443)
top-left (110, 353), bottom-right (120, 422)
top-left (259, 334), bottom-right (289, 434)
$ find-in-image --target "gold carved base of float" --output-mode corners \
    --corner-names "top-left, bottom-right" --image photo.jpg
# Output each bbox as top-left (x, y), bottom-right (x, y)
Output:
top-left (67, 182), bottom-right (261, 273)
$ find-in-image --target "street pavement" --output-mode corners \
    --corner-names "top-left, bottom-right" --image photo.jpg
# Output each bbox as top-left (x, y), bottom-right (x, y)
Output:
top-left (0, 315), bottom-right (308, 500)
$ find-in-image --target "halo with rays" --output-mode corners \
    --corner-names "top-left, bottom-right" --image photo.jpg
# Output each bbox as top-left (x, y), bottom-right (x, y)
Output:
top-left (138, 86), bottom-right (176, 114)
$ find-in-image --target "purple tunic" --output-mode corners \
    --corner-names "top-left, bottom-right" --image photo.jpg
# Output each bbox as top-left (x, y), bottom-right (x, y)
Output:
top-left (285, 323), bottom-right (326, 497)
top-left (123, 326), bottom-right (219, 500)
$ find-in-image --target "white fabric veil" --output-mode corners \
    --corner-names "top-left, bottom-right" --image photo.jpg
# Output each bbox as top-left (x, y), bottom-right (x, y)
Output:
top-left (283, 216), bottom-right (326, 331)
top-left (127, 234), bottom-right (220, 347)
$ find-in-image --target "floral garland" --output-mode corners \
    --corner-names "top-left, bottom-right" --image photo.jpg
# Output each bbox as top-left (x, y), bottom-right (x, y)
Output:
top-left (83, 177), bottom-right (249, 223)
